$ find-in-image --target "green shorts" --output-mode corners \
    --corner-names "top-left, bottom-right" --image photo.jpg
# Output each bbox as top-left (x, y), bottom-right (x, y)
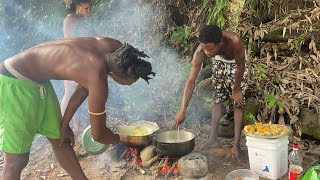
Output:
top-left (0, 74), bottom-right (62, 154)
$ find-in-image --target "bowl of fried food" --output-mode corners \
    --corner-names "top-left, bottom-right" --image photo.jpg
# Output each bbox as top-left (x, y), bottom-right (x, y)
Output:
top-left (225, 169), bottom-right (259, 180)
top-left (243, 122), bottom-right (292, 138)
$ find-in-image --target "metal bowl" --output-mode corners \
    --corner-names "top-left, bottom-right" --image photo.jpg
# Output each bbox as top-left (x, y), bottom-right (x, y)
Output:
top-left (242, 125), bottom-right (292, 139)
top-left (225, 169), bottom-right (259, 180)
top-left (154, 130), bottom-right (195, 157)
top-left (81, 126), bottom-right (108, 155)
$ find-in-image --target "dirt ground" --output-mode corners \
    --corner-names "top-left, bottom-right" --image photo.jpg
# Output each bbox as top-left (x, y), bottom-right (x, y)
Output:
top-left (0, 122), bottom-right (314, 180)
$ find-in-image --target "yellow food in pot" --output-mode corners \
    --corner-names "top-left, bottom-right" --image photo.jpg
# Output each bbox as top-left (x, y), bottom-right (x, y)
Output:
top-left (244, 122), bottom-right (290, 136)
top-left (130, 128), bottom-right (150, 136)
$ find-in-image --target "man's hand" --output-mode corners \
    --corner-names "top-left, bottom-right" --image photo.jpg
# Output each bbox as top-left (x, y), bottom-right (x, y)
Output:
top-left (175, 110), bottom-right (187, 128)
top-left (59, 125), bottom-right (75, 147)
top-left (232, 91), bottom-right (244, 107)
top-left (109, 133), bottom-right (120, 146)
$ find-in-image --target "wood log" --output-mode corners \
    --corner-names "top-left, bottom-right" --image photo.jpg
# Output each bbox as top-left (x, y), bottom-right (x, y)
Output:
top-left (132, 156), bottom-right (146, 175)
top-left (133, 163), bottom-right (146, 175)
top-left (143, 154), bottom-right (162, 168)
top-left (120, 148), bottom-right (129, 159)
top-left (149, 157), bottom-right (166, 172)
top-left (165, 160), bottom-right (178, 178)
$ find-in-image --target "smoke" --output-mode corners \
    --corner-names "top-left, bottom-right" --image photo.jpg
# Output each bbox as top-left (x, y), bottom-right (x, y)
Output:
top-left (90, 0), bottom-right (191, 122)
top-left (0, 0), bottom-right (207, 174)
top-left (0, 0), bottom-right (200, 127)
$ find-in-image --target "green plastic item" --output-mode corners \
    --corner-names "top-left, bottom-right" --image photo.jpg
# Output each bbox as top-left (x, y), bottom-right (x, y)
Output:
top-left (303, 166), bottom-right (320, 180)
top-left (81, 126), bottom-right (108, 155)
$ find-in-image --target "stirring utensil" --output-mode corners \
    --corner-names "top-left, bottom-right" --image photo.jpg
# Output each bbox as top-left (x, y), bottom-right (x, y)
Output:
top-left (177, 126), bottom-right (180, 142)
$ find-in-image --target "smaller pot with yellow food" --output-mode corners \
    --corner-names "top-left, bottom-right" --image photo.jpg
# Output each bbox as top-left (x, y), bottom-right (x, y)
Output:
top-left (115, 120), bottom-right (160, 147)
top-left (243, 122), bottom-right (292, 138)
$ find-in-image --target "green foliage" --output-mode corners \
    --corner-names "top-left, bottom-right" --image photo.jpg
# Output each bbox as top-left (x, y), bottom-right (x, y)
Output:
top-left (294, 34), bottom-right (306, 49)
top-left (265, 93), bottom-right (284, 109)
top-left (206, 0), bottom-right (229, 28)
top-left (170, 26), bottom-right (194, 53)
top-left (273, 75), bottom-right (283, 85)
top-left (199, 0), bottom-right (229, 28)
top-left (247, 112), bottom-right (257, 122)
top-left (253, 62), bottom-right (268, 82)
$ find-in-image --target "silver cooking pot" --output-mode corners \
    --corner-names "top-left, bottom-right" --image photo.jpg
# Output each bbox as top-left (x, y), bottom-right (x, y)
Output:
top-left (154, 130), bottom-right (195, 157)
top-left (115, 120), bottom-right (159, 147)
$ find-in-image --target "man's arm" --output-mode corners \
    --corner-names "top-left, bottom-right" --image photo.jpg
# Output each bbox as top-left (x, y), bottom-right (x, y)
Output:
top-left (181, 46), bottom-right (206, 111)
top-left (233, 36), bottom-right (245, 92)
top-left (87, 68), bottom-right (119, 145)
top-left (232, 36), bottom-right (246, 104)
top-left (176, 45), bottom-right (207, 127)
top-left (61, 85), bottom-right (88, 127)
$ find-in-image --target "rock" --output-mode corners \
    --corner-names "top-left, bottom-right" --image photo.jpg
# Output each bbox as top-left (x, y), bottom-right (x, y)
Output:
top-left (218, 115), bottom-right (234, 138)
top-left (196, 66), bottom-right (212, 84)
top-left (300, 108), bottom-right (320, 139)
top-left (140, 145), bottom-right (156, 164)
top-left (178, 173), bottom-right (213, 180)
top-left (178, 153), bottom-right (208, 178)
top-left (194, 78), bottom-right (214, 119)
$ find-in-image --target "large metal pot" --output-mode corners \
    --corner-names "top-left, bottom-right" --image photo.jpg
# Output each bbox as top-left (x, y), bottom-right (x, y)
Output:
top-left (154, 130), bottom-right (195, 157)
top-left (115, 120), bottom-right (159, 148)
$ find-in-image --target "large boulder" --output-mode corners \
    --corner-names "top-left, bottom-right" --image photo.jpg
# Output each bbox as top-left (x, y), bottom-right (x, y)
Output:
top-left (178, 153), bottom-right (208, 178)
top-left (194, 78), bottom-right (213, 119)
top-left (196, 65), bottom-right (212, 84)
top-left (300, 108), bottom-right (320, 139)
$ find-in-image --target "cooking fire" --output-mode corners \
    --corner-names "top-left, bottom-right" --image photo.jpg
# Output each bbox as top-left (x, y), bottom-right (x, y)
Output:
top-left (120, 146), bottom-right (180, 178)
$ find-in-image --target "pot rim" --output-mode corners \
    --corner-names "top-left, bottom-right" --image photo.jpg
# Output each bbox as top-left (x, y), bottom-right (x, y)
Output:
top-left (154, 130), bottom-right (195, 144)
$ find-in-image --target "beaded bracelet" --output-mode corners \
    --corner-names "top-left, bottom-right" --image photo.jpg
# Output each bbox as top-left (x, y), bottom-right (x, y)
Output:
top-left (88, 109), bottom-right (106, 116)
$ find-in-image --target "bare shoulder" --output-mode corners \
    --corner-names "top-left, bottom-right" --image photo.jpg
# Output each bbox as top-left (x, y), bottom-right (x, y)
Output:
top-left (192, 44), bottom-right (207, 65)
top-left (228, 32), bottom-right (243, 47)
top-left (64, 14), bottom-right (79, 23)
top-left (97, 37), bottom-right (123, 53)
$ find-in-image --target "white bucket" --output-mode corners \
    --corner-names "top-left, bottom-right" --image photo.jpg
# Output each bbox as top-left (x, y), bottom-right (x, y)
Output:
top-left (246, 136), bottom-right (289, 180)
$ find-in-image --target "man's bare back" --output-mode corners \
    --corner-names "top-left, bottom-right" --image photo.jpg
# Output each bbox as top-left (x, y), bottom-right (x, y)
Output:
top-left (6, 37), bottom-right (122, 84)
top-left (0, 37), bottom-right (155, 180)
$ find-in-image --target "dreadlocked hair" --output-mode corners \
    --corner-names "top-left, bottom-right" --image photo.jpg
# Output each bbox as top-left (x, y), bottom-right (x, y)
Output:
top-left (111, 43), bottom-right (156, 83)
top-left (199, 24), bottom-right (222, 44)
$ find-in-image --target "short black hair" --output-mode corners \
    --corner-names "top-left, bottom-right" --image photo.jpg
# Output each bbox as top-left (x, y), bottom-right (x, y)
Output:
top-left (67, 0), bottom-right (92, 14)
top-left (111, 43), bottom-right (156, 83)
top-left (199, 24), bottom-right (222, 44)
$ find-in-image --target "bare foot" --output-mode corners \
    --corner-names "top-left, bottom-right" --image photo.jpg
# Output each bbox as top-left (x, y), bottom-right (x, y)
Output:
top-left (226, 147), bottom-right (244, 162)
top-left (196, 140), bottom-right (219, 150)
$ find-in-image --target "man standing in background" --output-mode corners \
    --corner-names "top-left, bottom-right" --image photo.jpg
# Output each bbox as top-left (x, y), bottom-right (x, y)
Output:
top-left (175, 24), bottom-right (247, 161)
top-left (62, 0), bottom-right (96, 134)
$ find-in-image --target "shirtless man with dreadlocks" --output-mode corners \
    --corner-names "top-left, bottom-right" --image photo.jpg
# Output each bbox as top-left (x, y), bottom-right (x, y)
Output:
top-left (0, 37), bottom-right (155, 180)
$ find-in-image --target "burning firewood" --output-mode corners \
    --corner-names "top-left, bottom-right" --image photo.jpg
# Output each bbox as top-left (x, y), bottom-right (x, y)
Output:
top-left (150, 156), bottom-right (168, 172)
top-left (120, 148), bottom-right (129, 160)
top-left (165, 160), bottom-right (178, 177)
top-left (151, 156), bottom-right (169, 179)
top-left (132, 162), bottom-right (146, 175)
top-left (143, 154), bottom-right (162, 168)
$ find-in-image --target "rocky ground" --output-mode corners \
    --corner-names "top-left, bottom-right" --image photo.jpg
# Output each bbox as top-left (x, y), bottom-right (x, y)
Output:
top-left (0, 120), bottom-right (318, 180)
